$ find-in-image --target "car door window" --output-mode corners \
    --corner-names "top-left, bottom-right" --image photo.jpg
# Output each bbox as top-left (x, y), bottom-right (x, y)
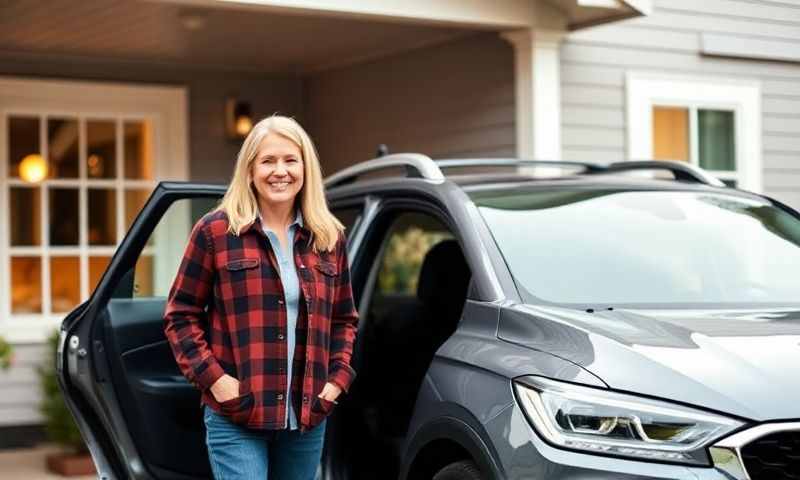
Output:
top-left (115, 196), bottom-right (219, 299)
top-left (331, 204), bottom-right (363, 240)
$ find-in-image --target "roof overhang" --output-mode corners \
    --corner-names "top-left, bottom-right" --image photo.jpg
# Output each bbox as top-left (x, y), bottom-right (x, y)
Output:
top-left (159, 0), bottom-right (652, 30)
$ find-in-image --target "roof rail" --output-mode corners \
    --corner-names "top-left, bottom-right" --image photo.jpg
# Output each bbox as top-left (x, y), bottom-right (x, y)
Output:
top-left (599, 160), bottom-right (725, 187)
top-left (323, 155), bottom-right (725, 189)
top-left (436, 159), bottom-right (606, 173)
top-left (324, 153), bottom-right (443, 189)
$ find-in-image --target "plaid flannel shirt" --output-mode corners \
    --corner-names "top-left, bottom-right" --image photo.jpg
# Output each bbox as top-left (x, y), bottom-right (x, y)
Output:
top-left (163, 209), bottom-right (358, 431)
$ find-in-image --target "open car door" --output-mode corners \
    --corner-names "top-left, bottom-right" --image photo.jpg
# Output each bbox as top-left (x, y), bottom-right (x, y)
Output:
top-left (57, 182), bottom-right (225, 480)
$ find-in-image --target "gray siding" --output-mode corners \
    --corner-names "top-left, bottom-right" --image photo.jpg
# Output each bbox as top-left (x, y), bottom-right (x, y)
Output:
top-left (560, 0), bottom-right (800, 206)
top-left (0, 344), bottom-right (47, 426)
top-left (305, 33), bottom-right (516, 174)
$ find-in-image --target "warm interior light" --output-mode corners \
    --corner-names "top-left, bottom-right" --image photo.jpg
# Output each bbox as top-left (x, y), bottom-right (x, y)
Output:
top-left (225, 98), bottom-right (253, 139)
top-left (19, 154), bottom-right (47, 183)
top-left (235, 115), bottom-right (253, 136)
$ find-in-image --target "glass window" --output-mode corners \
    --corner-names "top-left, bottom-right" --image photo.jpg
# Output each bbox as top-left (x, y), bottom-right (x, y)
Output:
top-left (50, 257), bottom-right (80, 313)
top-left (8, 116), bottom-right (40, 179)
top-left (49, 188), bottom-right (79, 246)
top-left (698, 109), bottom-right (735, 171)
top-left (124, 120), bottom-right (154, 180)
top-left (4, 113), bottom-right (158, 320)
top-left (88, 188), bottom-right (117, 245)
top-left (331, 205), bottom-right (363, 239)
top-left (123, 196), bottom-right (221, 299)
top-left (47, 118), bottom-right (79, 179)
top-left (473, 188), bottom-right (800, 306)
top-left (10, 186), bottom-right (41, 246)
top-left (653, 107), bottom-right (689, 162)
top-left (651, 106), bottom-right (736, 184)
top-left (11, 257), bottom-right (42, 314)
top-left (375, 213), bottom-right (453, 296)
top-left (87, 120), bottom-right (116, 179)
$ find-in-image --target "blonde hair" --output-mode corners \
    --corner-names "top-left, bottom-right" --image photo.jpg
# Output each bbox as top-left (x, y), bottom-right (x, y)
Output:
top-left (215, 115), bottom-right (343, 253)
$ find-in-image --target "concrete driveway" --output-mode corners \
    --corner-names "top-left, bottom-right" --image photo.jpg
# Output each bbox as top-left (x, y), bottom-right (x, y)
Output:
top-left (0, 444), bottom-right (95, 479)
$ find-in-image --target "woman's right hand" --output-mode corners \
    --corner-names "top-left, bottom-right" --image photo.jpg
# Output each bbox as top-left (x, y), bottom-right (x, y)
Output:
top-left (209, 374), bottom-right (241, 403)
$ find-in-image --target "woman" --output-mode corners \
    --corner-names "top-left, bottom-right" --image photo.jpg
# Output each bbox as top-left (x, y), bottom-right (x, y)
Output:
top-left (163, 115), bottom-right (359, 480)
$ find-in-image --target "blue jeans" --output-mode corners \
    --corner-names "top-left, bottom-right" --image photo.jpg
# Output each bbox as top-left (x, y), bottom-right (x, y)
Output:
top-left (204, 405), bottom-right (326, 480)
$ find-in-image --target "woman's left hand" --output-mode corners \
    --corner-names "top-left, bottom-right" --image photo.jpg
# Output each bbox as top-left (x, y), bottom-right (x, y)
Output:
top-left (318, 382), bottom-right (342, 403)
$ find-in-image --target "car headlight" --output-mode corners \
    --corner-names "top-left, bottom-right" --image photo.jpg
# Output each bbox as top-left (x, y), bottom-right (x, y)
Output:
top-left (513, 376), bottom-right (744, 465)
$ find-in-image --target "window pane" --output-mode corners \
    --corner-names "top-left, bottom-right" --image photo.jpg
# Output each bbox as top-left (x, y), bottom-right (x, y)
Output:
top-left (376, 214), bottom-right (453, 296)
top-left (89, 189), bottom-right (116, 245)
top-left (51, 257), bottom-right (80, 312)
top-left (89, 256), bottom-right (112, 292)
top-left (10, 187), bottom-right (41, 246)
top-left (124, 120), bottom-right (154, 179)
top-left (49, 188), bottom-right (79, 245)
top-left (11, 257), bottom-right (41, 313)
top-left (134, 255), bottom-right (154, 297)
top-left (47, 118), bottom-right (79, 178)
top-left (87, 120), bottom-right (116, 179)
top-left (332, 206), bottom-right (363, 239)
top-left (8, 116), bottom-right (40, 180)
top-left (699, 109), bottom-right (735, 171)
top-left (653, 107), bottom-right (689, 162)
top-left (125, 189), bottom-right (151, 231)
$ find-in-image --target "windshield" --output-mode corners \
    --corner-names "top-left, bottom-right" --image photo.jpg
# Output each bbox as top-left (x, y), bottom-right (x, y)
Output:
top-left (472, 188), bottom-right (800, 307)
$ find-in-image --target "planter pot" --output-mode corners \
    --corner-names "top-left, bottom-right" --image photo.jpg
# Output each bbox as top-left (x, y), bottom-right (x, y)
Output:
top-left (45, 452), bottom-right (95, 476)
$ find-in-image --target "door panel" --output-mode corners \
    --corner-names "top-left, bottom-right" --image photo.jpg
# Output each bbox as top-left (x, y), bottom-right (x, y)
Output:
top-left (60, 184), bottom-right (225, 480)
top-left (103, 298), bottom-right (208, 477)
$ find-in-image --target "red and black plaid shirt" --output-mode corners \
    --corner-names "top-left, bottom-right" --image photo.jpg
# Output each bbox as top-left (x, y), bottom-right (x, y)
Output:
top-left (163, 209), bottom-right (358, 432)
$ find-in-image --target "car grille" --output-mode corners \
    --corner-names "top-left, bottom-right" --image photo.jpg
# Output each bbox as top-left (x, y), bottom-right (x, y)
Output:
top-left (741, 431), bottom-right (800, 480)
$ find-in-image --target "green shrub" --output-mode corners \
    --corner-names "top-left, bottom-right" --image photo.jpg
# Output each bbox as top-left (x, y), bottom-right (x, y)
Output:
top-left (0, 336), bottom-right (11, 370)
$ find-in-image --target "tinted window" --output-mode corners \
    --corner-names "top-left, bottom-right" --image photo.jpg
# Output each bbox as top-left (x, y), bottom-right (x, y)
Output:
top-left (332, 205), bottom-right (363, 239)
top-left (473, 188), bottom-right (800, 306)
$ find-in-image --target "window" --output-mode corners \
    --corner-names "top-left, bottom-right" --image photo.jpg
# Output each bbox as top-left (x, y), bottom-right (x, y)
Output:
top-left (118, 196), bottom-right (220, 300)
top-left (0, 77), bottom-right (187, 343)
top-left (626, 73), bottom-right (761, 191)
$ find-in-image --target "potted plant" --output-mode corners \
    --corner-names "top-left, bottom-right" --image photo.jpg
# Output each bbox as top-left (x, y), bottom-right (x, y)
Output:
top-left (38, 329), bottom-right (95, 476)
top-left (0, 335), bottom-right (12, 370)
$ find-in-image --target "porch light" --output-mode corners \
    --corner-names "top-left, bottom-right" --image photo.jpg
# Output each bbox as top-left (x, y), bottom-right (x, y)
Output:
top-left (225, 98), bottom-right (253, 140)
top-left (19, 154), bottom-right (47, 183)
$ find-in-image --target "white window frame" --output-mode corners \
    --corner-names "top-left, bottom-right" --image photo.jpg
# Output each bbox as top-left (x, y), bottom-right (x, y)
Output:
top-left (626, 72), bottom-right (762, 192)
top-left (0, 77), bottom-right (188, 343)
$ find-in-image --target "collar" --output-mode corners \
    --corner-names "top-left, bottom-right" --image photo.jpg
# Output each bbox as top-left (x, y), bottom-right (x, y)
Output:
top-left (243, 207), bottom-right (309, 239)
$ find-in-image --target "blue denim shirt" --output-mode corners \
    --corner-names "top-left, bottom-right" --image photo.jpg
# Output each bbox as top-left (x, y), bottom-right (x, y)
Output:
top-left (260, 208), bottom-right (303, 430)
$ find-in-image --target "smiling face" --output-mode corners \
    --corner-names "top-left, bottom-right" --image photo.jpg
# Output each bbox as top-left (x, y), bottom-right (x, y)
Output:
top-left (250, 133), bottom-right (304, 210)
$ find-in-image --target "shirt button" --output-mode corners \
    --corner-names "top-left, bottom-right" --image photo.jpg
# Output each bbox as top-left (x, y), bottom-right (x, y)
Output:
top-left (278, 299), bottom-right (285, 305)
top-left (277, 394), bottom-right (284, 401)
top-left (277, 334), bottom-right (285, 340)
top-left (299, 264), bottom-right (306, 269)
top-left (303, 395), bottom-right (309, 404)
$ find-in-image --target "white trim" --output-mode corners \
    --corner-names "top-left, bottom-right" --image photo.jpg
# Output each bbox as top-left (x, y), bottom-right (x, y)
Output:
top-left (626, 72), bottom-right (762, 192)
top-left (1, 76), bottom-right (188, 344)
top-left (501, 29), bottom-right (565, 162)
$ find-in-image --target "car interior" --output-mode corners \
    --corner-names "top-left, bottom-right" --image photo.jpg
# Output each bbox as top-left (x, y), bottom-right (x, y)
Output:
top-left (328, 209), bottom-right (473, 480)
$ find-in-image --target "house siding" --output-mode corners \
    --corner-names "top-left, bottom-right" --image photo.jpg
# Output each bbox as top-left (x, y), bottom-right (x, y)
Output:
top-left (560, 0), bottom-right (800, 207)
top-left (305, 32), bottom-right (516, 174)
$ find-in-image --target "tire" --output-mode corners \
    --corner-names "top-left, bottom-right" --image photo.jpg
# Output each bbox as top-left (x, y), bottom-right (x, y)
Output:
top-left (432, 460), bottom-right (483, 480)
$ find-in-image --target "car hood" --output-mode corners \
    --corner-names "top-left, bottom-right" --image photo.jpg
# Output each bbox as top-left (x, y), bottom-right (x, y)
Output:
top-left (498, 304), bottom-right (800, 421)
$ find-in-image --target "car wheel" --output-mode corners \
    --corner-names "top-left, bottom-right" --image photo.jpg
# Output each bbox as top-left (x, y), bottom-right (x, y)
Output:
top-left (432, 460), bottom-right (483, 480)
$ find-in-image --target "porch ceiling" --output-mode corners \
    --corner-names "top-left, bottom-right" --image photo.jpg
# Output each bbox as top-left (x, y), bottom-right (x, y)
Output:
top-left (0, 0), bottom-right (473, 74)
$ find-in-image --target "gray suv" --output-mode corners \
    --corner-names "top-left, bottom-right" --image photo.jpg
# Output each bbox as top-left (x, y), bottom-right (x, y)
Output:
top-left (58, 154), bottom-right (800, 480)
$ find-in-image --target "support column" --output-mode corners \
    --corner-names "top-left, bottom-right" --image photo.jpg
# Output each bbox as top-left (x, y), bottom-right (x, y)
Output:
top-left (501, 29), bottom-right (565, 161)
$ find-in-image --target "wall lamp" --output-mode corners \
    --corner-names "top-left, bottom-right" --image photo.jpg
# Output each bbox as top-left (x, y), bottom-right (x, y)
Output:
top-left (225, 98), bottom-right (253, 140)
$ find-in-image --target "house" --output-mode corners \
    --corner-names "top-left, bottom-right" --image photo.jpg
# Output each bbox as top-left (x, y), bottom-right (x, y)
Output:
top-left (1, 0), bottom-right (798, 441)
